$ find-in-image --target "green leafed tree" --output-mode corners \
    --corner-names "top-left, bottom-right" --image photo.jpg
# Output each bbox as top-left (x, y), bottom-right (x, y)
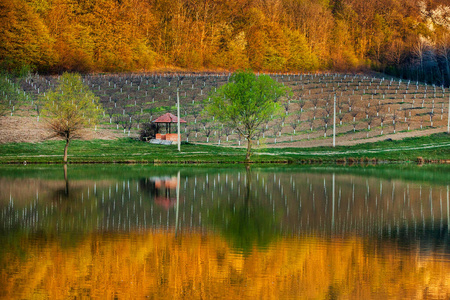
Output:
top-left (204, 70), bottom-right (289, 161)
top-left (42, 72), bottom-right (103, 163)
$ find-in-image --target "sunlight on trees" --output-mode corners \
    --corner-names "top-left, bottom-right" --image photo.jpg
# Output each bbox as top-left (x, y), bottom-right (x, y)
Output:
top-left (2, 0), bottom-right (450, 86)
top-left (42, 72), bottom-right (103, 163)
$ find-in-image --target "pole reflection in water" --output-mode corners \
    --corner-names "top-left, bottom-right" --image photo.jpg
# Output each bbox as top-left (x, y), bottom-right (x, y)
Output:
top-left (0, 165), bottom-right (450, 299)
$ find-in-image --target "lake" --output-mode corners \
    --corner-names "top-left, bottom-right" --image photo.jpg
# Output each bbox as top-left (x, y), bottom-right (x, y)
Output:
top-left (1, 164), bottom-right (450, 299)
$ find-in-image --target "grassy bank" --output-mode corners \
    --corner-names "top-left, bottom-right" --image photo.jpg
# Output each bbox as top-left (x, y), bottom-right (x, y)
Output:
top-left (0, 133), bottom-right (449, 164)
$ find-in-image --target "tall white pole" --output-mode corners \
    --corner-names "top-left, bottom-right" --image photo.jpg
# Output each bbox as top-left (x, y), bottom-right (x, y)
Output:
top-left (332, 173), bottom-right (335, 232)
top-left (175, 171), bottom-right (180, 236)
top-left (177, 88), bottom-right (181, 151)
top-left (333, 94), bottom-right (336, 147)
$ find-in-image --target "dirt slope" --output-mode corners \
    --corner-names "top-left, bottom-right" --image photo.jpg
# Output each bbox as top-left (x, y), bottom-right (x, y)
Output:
top-left (0, 116), bottom-right (119, 144)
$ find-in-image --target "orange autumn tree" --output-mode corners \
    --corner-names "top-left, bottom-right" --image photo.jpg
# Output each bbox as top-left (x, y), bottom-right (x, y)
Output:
top-left (0, 0), bottom-right (55, 72)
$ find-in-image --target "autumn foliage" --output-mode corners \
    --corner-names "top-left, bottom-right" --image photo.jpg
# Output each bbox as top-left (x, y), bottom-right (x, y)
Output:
top-left (2, 232), bottom-right (450, 299)
top-left (2, 0), bottom-right (450, 83)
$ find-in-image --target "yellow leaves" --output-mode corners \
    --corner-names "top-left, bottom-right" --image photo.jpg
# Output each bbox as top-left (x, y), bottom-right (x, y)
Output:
top-left (0, 0), bottom-right (56, 71)
top-left (3, 233), bottom-right (450, 299)
top-left (2, 0), bottom-right (450, 74)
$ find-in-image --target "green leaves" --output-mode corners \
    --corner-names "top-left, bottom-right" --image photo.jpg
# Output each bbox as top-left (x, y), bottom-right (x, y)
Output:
top-left (204, 70), bottom-right (290, 160)
top-left (42, 72), bottom-right (103, 140)
top-left (207, 71), bottom-right (286, 131)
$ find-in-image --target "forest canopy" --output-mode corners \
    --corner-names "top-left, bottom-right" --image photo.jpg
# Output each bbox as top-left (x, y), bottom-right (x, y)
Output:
top-left (2, 0), bottom-right (450, 84)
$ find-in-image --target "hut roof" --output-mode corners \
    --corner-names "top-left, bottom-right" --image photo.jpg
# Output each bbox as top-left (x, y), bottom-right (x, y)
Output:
top-left (153, 113), bottom-right (187, 123)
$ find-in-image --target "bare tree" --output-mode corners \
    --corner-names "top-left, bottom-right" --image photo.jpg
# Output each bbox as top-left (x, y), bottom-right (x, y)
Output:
top-left (375, 102), bottom-right (383, 116)
top-left (437, 34), bottom-right (450, 86)
top-left (106, 107), bottom-right (115, 124)
top-left (291, 122), bottom-right (298, 135)
top-left (119, 111), bottom-right (129, 134)
top-left (350, 110), bottom-right (359, 122)
top-left (134, 111), bottom-right (145, 130)
top-left (185, 128), bottom-right (191, 142)
top-left (365, 110), bottom-right (374, 130)
top-left (273, 122), bottom-right (283, 143)
top-left (113, 108), bottom-right (122, 130)
top-left (312, 98), bottom-right (320, 110)
top-left (325, 105), bottom-right (332, 117)
top-left (204, 125), bottom-right (212, 142)
top-left (348, 98), bottom-right (355, 112)
top-left (283, 98), bottom-right (290, 115)
top-left (191, 107), bottom-right (200, 123)
top-left (337, 113), bottom-right (345, 125)
top-left (323, 115), bottom-right (330, 137)
top-left (309, 117), bottom-right (314, 131)
top-left (392, 110), bottom-right (399, 133)
top-left (224, 126), bottom-right (231, 141)
top-left (216, 128), bottom-right (222, 144)
top-left (429, 111), bottom-right (436, 127)
top-left (403, 108), bottom-right (409, 122)
top-left (298, 98), bottom-right (306, 113)
top-left (337, 97), bottom-right (344, 114)
top-left (275, 121), bottom-right (283, 137)
top-left (34, 97), bottom-right (43, 122)
top-left (193, 124), bottom-right (200, 138)
top-left (380, 113), bottom-right (386, 128)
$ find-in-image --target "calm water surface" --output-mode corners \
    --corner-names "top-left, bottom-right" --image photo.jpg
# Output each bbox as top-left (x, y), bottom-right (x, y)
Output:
top-left (1, 165), bottom-right (450, 299)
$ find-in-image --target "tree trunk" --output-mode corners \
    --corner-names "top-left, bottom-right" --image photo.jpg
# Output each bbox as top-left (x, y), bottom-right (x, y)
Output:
top-left (63, 139), bottom-right (70, 163)
top-left (245, 165), bottom-right (251, 205)
top-left (64, 164), bottom-right (69, 196)
top-left (245, 137), bottom-right (252, 162)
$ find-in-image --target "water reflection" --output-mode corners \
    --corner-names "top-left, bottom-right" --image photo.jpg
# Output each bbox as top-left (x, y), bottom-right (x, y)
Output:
top-left (2, 232), bottom-right (450, 299)
top-left (0, 165), bottom-right (450, 299)
top-left (210, 166), bottom-right (276, 252)
top-left (2, 166), bottom-right (450, 240)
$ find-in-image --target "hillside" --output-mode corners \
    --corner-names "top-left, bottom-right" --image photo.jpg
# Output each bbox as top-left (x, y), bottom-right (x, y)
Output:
top-left (1, 72), bottom-right (449, 148)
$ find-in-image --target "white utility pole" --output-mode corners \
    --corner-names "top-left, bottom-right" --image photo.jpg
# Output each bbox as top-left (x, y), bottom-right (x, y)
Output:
top-left (332, 173), bottom-right (335, 232)
top-left (175, 170), bottom-right (180, 236)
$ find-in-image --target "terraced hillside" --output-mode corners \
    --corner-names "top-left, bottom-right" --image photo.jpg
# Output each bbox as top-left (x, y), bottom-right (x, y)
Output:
top-left (2, 72), bottom-right (449, 147)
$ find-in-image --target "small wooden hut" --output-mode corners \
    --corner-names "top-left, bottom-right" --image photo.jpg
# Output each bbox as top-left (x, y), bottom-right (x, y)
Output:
top-left (153, 113), bottom-right (187, 142)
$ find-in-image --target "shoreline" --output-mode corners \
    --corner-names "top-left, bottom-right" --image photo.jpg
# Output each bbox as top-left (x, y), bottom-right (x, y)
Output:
top-left (1, 132), bottom-right (449, 165)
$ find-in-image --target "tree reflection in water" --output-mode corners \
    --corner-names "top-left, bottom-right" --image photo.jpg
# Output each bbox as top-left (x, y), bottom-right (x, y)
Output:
top-left (210, 166), bottom-right (277, 253)
top-left (1, 166), bottom-right (450, 298)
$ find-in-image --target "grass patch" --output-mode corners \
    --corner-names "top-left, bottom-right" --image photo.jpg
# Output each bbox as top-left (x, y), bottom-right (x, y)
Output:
top-left (0, 133), bottom-right (449, 164)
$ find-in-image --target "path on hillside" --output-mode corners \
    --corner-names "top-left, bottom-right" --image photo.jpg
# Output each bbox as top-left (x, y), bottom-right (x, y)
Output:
top-left (254, 127), bottom-right (450, 157)
top-left (267, 127), bottom-right (448, 148)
